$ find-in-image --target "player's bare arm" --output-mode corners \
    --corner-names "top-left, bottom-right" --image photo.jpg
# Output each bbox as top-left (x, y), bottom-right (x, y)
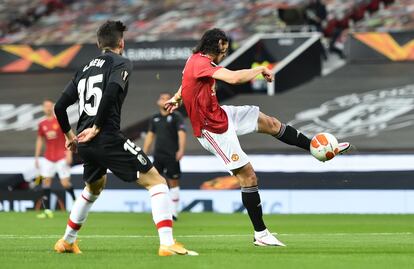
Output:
top-left (143, 131), bottom-right (155, 154)
top-left (54, 84), bottom-right (79, 152)
top-left (64, 129), bottom-right (78, 153)
top-left (34, 135), bottom-right (43, 169)
top-left (176, 130), bottom-right (186, 161)
top-left (165, 86), bottom-right (182, 113)
top-left (212, 66), bottom-right (273, 85)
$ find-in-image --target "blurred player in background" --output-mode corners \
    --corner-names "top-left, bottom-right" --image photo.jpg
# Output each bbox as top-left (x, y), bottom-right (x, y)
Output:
top-left (53, 20), bottom-right (197, 256)
top-left (34, 99), bottom-right (76, 219)
top-left (143, 92), bottom-right (186, 221)
top-left (166, 28), bottom-right (352, 247)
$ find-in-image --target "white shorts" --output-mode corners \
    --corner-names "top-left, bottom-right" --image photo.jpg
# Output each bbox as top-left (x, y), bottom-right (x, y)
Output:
top-left (40, 158), bottom-right (71, 179)
top-left (197, 105), bottom-right (260, 171)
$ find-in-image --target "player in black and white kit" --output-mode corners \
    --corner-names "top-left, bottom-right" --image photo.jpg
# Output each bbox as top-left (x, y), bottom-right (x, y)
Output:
top-left (53, 21), bottom-right (196, 256)
top-left (143, 93), bottom-right (186, 221)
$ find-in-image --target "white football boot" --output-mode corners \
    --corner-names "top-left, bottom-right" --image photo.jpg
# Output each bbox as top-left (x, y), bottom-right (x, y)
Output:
top-left (253, 229), bottom-right (286, 247)
top-left (337, 142), bottom-right (353, 155)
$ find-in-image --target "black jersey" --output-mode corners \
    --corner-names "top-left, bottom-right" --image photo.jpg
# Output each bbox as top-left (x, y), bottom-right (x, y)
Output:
top-left (62, 51), bottom-right (132, 134)
top-left (149, 111), bottom-right (186, 158)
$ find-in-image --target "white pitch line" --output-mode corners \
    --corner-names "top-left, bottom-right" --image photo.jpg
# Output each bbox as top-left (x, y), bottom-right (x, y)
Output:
top-left (0, 232), bottom-right (412, 239)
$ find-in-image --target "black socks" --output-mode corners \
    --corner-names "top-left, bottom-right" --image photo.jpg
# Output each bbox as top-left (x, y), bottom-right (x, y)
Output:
top-left (65, 187), bottom-right (76, 201)
top-left (42, 188), bottom-right (51, 209)
top-left (274, 123), bottom-right (311, 151)
top-left (241, 185), bottom-right (266, 232)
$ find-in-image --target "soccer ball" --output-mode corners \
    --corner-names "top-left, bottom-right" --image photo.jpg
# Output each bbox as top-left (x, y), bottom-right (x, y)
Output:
top-left (310, 133), bottom-right (339, 162)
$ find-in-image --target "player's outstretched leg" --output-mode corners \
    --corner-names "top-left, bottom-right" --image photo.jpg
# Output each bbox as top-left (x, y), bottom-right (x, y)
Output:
top-left (257, 112), bottom-right (351, 155)
top-left (233, 163), bottom-right (285, 247)
top-left (138, 167), bottom-right (198, 256)
top-left (54, 176), bottom-right (105, 254)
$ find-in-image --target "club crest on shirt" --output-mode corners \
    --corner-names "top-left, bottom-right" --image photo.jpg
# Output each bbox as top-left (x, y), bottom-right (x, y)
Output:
top-left (167, 115), bottom-right (172, 122)
top-left (46, 130), bottom-right (57, 140)
top-left (231, 154), bottom-right (239, 162)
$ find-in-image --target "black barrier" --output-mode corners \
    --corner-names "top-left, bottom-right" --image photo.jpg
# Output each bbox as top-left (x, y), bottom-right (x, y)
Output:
top-left (220, 33), bottom-right (322, 94)
top-left (347, 31), bottom-right (414, 62)
top-left (0, 190), bottom-right (66, 212)
top-left (2, 171), bottom-right (413, 191)
top-left (0, 40), bottom-right (197, 73)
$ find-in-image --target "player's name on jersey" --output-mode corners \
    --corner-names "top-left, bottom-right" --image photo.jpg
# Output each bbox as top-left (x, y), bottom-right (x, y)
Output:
top-left (83, 58), bottom-right (106, 72)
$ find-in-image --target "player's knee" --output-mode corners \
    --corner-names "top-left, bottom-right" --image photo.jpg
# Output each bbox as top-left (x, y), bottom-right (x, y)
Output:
top-left (137, 167), bottom-right (167, 189)
top-left (42, 178), bottom-right (52, 188)
top-left (86, 177), bottom-right (106, 195)
top-left (60, 179), bottom-right (72, 189)
top-left (269, 117), bottom-right (281, 134)
top-left (238, 170), bottom-right (258, 186)
top-left (258, 113), bottom-right (280, 135)
top-left (244, 173), bottom-right (258, 186)
top-left (87, 185), bottom-right (103, 195)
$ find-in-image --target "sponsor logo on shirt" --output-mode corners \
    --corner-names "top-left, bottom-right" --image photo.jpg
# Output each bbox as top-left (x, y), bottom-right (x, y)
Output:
top-left (137, 154), bottom-right (148, 165)
top-left (121, 70), bottom-right (129, 81)
top-left (46, 130), bottom-right (57, 140)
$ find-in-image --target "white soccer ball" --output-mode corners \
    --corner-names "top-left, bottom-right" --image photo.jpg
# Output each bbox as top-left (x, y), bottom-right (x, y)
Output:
top-left (310, 133), bottom-right (339, 162)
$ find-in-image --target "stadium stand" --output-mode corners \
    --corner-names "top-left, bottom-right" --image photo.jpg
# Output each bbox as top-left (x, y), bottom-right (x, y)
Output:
top-left (0, 0), bottom-right (70, 40)
top-left (0, 0), bottom-right (397, 45)
top-left (353, 0), bottom-right (414, 31)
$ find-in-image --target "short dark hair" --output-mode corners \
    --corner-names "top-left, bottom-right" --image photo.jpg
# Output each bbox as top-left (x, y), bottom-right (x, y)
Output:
top-left (193, 28), bottom-right (228, 55)
top-left (97, 20), bottom-right (127, 49)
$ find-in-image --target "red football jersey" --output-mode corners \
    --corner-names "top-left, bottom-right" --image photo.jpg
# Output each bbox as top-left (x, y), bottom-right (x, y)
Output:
top-left (38, 117), bottom-right (66, 162)
top-left (181, 53), bottom-right (228, 137)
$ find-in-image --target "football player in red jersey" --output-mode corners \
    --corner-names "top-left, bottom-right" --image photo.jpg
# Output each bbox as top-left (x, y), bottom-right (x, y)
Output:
top-left (35, 99), bottom-right (76, 218)
top-left (166, 28), bottom-right (352, 247)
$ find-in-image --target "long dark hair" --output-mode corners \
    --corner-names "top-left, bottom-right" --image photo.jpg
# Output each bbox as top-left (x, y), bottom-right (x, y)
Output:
top-left (193, 28), bottom-right (228, 55)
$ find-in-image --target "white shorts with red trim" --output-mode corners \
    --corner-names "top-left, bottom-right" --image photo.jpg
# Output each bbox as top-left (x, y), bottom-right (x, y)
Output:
top-left (41, 158), bottom-right (71, 179)
top-left (197, 105), bottom-right (259, 171)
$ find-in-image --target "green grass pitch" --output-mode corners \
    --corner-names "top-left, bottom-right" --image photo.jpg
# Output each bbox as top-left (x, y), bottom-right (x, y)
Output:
top-left (0, 212), bottom-right (413, 269)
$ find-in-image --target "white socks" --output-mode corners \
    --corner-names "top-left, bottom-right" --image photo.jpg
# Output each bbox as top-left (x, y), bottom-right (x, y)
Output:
top-left (149, 184), bottom-right (174, 246)
top-left (169, 186), bottom-right (180, 218)
top-left (63, 187), bottom-right (99, 243)
top-left (62, 184), bottom-right (175, 246)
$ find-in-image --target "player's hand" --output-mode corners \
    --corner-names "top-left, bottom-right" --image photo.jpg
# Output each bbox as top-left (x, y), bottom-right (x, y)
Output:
top-left (262, 67), bottom-right (274, 82)
top-left (164, 95), bottom-right (182, 113)
top-left (65, 138), bottom-right (78, 153)
top-left (77, 126), bottom-right (100, 143)
top-left (176, 149), bottom-right (184, 161)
